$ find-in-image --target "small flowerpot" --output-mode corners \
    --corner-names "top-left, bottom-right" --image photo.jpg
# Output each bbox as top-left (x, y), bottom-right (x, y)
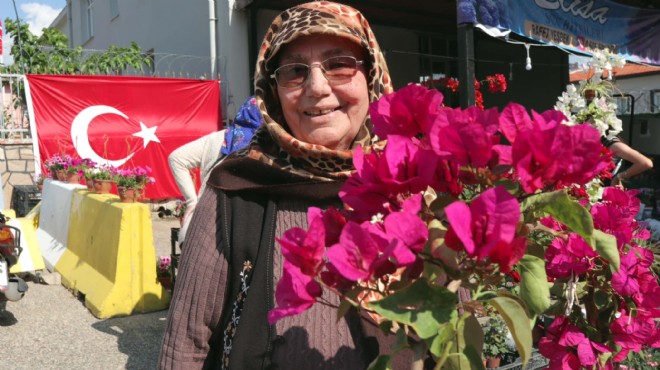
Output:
top-left (118, 186), bottom-right (138, 203)
top-left (66, 172), bottom-right (81, 184)
top-left (584, 89), bottom-right (596, 102)
top-left (37, 184), bottom-right (44, 192)
top-left (85, 178), bottom-right (94, 190)
top-left (56, 170), bottom-right (66, 181)
top-left (486, 356), bottom-right (501, 369)
top-left (158, 275), bottom-right (172, 291)
top-left (93, 179), bottom-right (114, 194)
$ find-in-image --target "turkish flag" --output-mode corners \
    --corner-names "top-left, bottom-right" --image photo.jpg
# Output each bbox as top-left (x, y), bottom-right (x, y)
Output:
top-left (26, 74), bottom-right (222, 199)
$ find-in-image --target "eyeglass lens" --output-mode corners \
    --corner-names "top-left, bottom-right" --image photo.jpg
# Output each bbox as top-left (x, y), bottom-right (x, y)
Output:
top-left (274, 56), bottom-right (360, 88)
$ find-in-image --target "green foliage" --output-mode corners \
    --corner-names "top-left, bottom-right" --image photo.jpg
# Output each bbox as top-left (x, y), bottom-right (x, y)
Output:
top-left (1, 18), bottom-right (152, 75)
top-left (489, 295), bottom-right (532, 365)
top-left (518, 255), bottom-right (550, 315)
top-left (481, 315), bottom-right (510, 359)
top-left (619, 348), bottom-right (660, 369)
top-left (368, 279), bottom-right (458, 340)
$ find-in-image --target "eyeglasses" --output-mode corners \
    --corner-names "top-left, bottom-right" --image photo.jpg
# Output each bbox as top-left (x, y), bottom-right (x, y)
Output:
top-left (270, 56), bottom-right (364, 88)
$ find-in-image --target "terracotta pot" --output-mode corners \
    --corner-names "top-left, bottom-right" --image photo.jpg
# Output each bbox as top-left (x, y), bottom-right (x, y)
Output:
top-left (584, 89), bottom-right (596, 102)
top-left (158, 275), bottom-right (172, 290)
top-left (66, 172), bottom-right (81, 184)
top-left (93, 179), bottom-right (114, 194)
top-left (37, 184), bottom-right (44, 192)
top-left (56, 170), bottom-right (66, 181)
top-left (85, 178), bottom-right (94, 190)
top-left (118, 186), bottom-right (138, 203)
top-left (486, 356), bottom-right (501, 369)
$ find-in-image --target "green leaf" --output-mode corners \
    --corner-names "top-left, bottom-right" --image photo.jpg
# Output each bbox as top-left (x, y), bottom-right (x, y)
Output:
top-left (443, 314), bottom-right (486, 370)
top-left (367, 355), bottom-right (392, 370)
top-left (463, 315), bottom-right (485, 361)
top-left (427, 322), bottom-right (456, 358)
top-left (368, 279), bottom-right (457, 339)
top-left (489, 296), bottom-right (533, 366)
top-left (522, 190), bottom-right (593, 239)
top-left (592, 229), bottom-right (620, 271)
top-left (518, 255), bottom-right (550, 315)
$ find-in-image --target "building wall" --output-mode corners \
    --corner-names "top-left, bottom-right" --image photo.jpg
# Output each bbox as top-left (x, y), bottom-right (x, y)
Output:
top-left (55, 0), bottom-right (252, 123)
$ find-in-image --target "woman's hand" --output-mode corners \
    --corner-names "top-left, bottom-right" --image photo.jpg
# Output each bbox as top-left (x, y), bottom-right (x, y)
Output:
top-left (612, 176), bottom-right (624, 188)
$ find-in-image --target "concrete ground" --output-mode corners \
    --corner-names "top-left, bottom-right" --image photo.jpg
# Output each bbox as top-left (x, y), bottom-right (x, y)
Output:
top-left (0, 210), bottom-right (180, 370)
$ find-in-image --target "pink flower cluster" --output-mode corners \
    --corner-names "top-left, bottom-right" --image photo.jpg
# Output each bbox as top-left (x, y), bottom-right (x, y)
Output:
top-left (269, 84), bottom-right (653, 368)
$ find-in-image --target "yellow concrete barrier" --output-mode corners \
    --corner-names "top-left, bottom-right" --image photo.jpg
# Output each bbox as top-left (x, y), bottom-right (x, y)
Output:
top-left (8, 204), bottom-right (45, 273)
top-left (56, 190), bottom-right (169, 318)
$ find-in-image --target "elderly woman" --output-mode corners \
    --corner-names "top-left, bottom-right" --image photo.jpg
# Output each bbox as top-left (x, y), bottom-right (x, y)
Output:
top-left (159, 2), bottom-right (395, 369)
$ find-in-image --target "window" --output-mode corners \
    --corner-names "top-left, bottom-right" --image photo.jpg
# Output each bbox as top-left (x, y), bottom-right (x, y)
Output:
top-left (615, 96), bottom-right (630, 115)
top-left (81, 0), bottom-right (94, 41)
top-left (110, 0), bottom-right (119, 19)
top-left (652, 90), bottom-right (660, 113)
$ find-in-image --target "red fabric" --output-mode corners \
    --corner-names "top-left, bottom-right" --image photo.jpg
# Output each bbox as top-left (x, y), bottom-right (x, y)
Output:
top-left (26, 74), bottom-right (222, 199)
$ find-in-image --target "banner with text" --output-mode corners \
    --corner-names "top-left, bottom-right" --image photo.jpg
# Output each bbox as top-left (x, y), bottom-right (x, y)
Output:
top-left (458, 0), bottom-right (660, 65)
top-left (26, 74), bottom-right (222, 199)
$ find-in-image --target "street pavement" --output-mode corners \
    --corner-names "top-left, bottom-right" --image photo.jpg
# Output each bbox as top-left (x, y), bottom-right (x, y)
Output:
top-left (0, 212), bottom-right (181, 370)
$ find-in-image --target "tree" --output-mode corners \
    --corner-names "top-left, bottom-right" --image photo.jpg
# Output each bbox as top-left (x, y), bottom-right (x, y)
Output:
top-left (1, 18), bottom-right (152, 75)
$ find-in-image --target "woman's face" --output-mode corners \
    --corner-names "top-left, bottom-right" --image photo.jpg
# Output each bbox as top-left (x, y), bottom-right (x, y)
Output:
top-left (276, 34), bottom-right (369, 150)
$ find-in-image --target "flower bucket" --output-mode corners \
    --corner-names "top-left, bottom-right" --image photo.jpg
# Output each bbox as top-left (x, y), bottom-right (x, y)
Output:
top-left (117, 186), bottom-right (138, 203)
top-left (66, 172), bottom-right (81, 184)
top-left (93, 179), bottom-right (114, 194)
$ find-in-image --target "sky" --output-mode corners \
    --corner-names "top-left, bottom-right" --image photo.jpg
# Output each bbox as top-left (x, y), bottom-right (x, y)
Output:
top-left (1, 0), bottom-right (64, 65)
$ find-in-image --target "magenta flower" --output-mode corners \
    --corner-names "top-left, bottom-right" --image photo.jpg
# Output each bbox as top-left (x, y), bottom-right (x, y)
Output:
top-left (276, 209), bottom-right (327, 276)
top-left (560, 325), bottom-right (611, 367)
top-left (539, 316), bottom-right (611, 369)
top-left (591, 203), bottom-right (634, 250)
top-left (428, 106), bottom-right (500, 168)
top-left (444, 186), bottom-right (526, 272)
top-left (499, 103), bottom-right (533, 144)
top-left (612, 249), bottom-right (642, 296)
top-left (307, 206), bottom-right (347, 247)
top-left (382, 194), bottom-right (428, 256)
top-left (511, 109), bottom-right (602, 193)
top-left (325, 221), bottom-right (391, 282)
top-left (340, 136), bottom-right (432, 218)
top-left (611, 312), bottom-right (657, 354)
top-left (268, 262), bottom-right (322, 324)
top-left (369, 83), bottom-right (444, 138)
top-left (545, 233), bottom-right (598, 279)
top-left (538, 317), bottom-right (581, 370)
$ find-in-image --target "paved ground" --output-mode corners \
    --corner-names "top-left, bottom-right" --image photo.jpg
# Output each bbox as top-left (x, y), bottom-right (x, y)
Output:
top-left (0, 211), bottom-right (180, 370)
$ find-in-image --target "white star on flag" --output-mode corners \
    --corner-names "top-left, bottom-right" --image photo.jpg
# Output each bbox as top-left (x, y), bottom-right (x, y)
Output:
top-left (132, 121), bottom-right (161, 148)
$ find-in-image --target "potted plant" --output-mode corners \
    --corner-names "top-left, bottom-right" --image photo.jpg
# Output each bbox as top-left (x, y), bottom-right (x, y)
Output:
top-left (61, 156), bottom-right (88, 184)
top-left (43, 154), bottom-right (67, 180)
top-left (482, 313), bottom-right (511, 368)
top-left (33, 172), bottom-right (47, 192)
top-left (156, 255), bottom-right (173, 291)
top-left (113, 166), bottom-right (155, 202)
top-left (89, 164), bottom-right (116, 193)
top-left (78, 158), bottom-right (97, 189)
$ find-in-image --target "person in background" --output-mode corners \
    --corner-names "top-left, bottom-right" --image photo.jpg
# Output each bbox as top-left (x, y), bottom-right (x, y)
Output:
top-left (603, 136), bottom-right (654, 188)
top-left (167, 96), bottom-right (261, 245)
top-left (158, 2), bottom-right (413, 369)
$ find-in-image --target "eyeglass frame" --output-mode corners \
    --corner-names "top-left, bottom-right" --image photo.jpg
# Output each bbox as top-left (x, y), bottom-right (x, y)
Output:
top-left (269, 55), bottom-right (365, 88)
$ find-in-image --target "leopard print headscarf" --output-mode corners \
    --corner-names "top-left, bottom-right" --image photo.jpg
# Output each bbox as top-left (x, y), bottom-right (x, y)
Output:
top-left (238, 1), bottom-right (393, 180)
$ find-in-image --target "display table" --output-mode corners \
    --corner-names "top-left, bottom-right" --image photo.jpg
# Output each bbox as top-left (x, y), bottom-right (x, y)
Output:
top-left (36, 179), bottom-right (169, 318)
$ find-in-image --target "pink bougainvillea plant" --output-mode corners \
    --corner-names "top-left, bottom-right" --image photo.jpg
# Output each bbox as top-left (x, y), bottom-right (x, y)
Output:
top-left (268, 84), bottom-right (660, 370)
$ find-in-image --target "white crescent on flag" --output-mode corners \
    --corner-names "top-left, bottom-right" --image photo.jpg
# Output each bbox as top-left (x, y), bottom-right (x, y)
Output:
top-left (70, 105), bottom-right (136, 167)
